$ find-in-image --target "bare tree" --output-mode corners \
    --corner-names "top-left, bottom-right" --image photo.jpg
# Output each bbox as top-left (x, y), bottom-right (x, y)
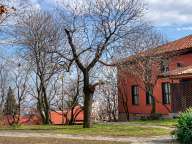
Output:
top-left (15, 10), bottom-right (62, 124)
top-left (118, 76), bottom-right (130, 121)
top-left (56, 0), bottom-right (146, 128)
top-left (65, 70), bottom-right (83, 125)
top-left (96, 67), bottom-right (118, 121)
top-left (11, 62), bottom-right (31, 123)
top-left (52, 67), bottom-right (83, 125)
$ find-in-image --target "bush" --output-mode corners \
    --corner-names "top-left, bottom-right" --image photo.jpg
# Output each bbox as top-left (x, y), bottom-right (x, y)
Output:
top-left (140, 116), bottom-right (148, 121)
top-left (148, 113), bottom-right (162, 120)
top-left (175, 108), bottom-right (192, 144)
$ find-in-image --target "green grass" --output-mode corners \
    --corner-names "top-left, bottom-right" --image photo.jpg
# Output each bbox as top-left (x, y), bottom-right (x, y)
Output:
top-left (0, 137), bottom-right (129, 144)
top-left (0, 122), bottom-right (172, 137)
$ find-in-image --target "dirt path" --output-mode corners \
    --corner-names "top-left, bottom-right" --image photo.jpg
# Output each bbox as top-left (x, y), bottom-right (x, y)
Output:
top-left (0, 131), bottom-right (176, 144)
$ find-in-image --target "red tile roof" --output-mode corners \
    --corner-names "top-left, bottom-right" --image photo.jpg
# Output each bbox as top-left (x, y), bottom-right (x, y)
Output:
top-left (119, 35), bottom-right (192, 64)
top-left (151, 35), bottom-right (192, 55)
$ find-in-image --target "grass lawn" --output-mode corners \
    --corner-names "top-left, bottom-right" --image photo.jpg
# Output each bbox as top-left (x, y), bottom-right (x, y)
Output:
top-left (0, 119), bottom-right (175, 137)
top-left (0, 137), bottom-right (129, 144)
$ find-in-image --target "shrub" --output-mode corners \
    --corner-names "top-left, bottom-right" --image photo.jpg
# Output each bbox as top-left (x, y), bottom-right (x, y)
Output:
top-left (148, 113), bottom-right (162, 120)
top-left (140, 116), bottom-right (148, 121)
top-left (175, 108), bottom-right (192, 144)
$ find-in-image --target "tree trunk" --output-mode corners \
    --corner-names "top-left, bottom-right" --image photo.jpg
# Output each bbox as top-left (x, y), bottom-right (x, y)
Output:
top-left (83, 71), bottom-right (93, 128)
top-left (112, 110), bottom-right (117, 122)
top-left (146, 87), bottom-right (156, 114)
top-left (149, 89), bottom-right (156, 114)
top-left (151, 95), bottom-right (156, 114)
top-left (69, 106), bottom-right (74, 125)
top-left (42, 84), bottom-right (50, 124)
top-left (37, 81), bottom-right (50, 125)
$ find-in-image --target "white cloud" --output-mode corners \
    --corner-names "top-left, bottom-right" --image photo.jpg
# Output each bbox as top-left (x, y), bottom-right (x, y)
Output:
top-left (177, 27), bottom-right (192, 31)
top-left (22, 0), bottom-right (192, 28)
top-left (145, 0), bottom-right (192, 26)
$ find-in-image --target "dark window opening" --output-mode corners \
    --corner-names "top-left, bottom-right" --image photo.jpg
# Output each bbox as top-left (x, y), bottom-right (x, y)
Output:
top-left (160, 60), bottom-right (169, 73)
top-left (161, 64), bottom-right (169, 73)
top-left (177, 63), bottom-right (183, 68)
top-left (132, 85), bottom-right (139, 105)
top-left (162, 83), bottom-right (171, 104)
top-left (146, 91), bottom-right (153, 105)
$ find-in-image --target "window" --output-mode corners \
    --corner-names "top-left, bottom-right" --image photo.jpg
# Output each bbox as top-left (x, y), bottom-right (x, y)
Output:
top-left (146, 91), bottom-right (153, 105)
top-left (132, 85), bottom-right (139, 105)
top-left (160, 62), bottom-right (169, 73)
top-left (177, 63), bottom-right (183, 68)
top-left (162, 83), bottom-right (171, 104)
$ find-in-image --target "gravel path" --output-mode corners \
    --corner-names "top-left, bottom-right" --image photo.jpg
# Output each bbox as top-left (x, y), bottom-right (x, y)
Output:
top-left (102, 122), bottom-right (175, 130)
top-left (0, 131), bottom-right (177, 144)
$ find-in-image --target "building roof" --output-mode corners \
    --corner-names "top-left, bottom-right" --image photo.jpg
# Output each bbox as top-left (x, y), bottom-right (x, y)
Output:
top-left (119, 35), bottom-right (192, 64)
top-left (151, 35), bottom-right (192, 55)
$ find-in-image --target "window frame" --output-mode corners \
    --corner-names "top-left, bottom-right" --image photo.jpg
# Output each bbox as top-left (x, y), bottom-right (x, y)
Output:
top-left (131, 85), bottom-right (139, 105)
top-left (160, 61), bottom-right (169, 73)
top-left (162, 82), bottom-right (171, 104)
top-left (146, 91), bottom-right (153, 105)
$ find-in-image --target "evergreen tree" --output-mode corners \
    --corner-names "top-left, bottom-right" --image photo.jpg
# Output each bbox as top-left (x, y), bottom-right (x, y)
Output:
top-left (4, 87), bottom-right (17, 115)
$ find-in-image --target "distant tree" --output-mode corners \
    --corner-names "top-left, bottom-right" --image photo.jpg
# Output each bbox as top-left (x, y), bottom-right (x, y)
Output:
top-left (52, 67), bottom-right (83, 125)
top-left (97, 67), bottom-right (118, 122)
top-left (65, 70), bottom-right (83, 125)
top-left (4, 87), bottom-right (17, 115)
top-left (4, 86), bottom-right (18, 125)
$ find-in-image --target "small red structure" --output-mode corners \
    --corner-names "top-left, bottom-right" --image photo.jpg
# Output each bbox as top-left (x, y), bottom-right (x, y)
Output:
top-left (3, 106), bottom-right (84, 125)
top-left (118, 35), bottom-right (192, 120)
top-left (50, 106), bottom-right (84, 125)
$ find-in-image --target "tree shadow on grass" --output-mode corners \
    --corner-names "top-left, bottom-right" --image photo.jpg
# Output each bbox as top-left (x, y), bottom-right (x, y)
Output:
top-left (151, 139), bottom-right (179, 144)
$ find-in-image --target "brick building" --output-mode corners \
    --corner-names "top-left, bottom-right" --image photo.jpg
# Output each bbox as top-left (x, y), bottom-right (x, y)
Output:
top-left (118, 35), bottom-right (192, 120)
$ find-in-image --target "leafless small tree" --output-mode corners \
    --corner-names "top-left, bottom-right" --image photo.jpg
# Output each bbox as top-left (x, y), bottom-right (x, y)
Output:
top-left (96, 67), bottom-right (118, 121)
top-left (65, 69), bottom-right (83, 125)
top-left (11, 62), bottom-right (31, 123)
top-left (52, 67), bottom-right (83, 125)
top-left (118, 75), bottom-right (130, 121)
top-left (15, 10), bottom-right (62, 124)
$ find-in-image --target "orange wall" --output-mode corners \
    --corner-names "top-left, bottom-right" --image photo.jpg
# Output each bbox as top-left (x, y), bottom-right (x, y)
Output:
top-left (118, 52), bottom-right (192, 115)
